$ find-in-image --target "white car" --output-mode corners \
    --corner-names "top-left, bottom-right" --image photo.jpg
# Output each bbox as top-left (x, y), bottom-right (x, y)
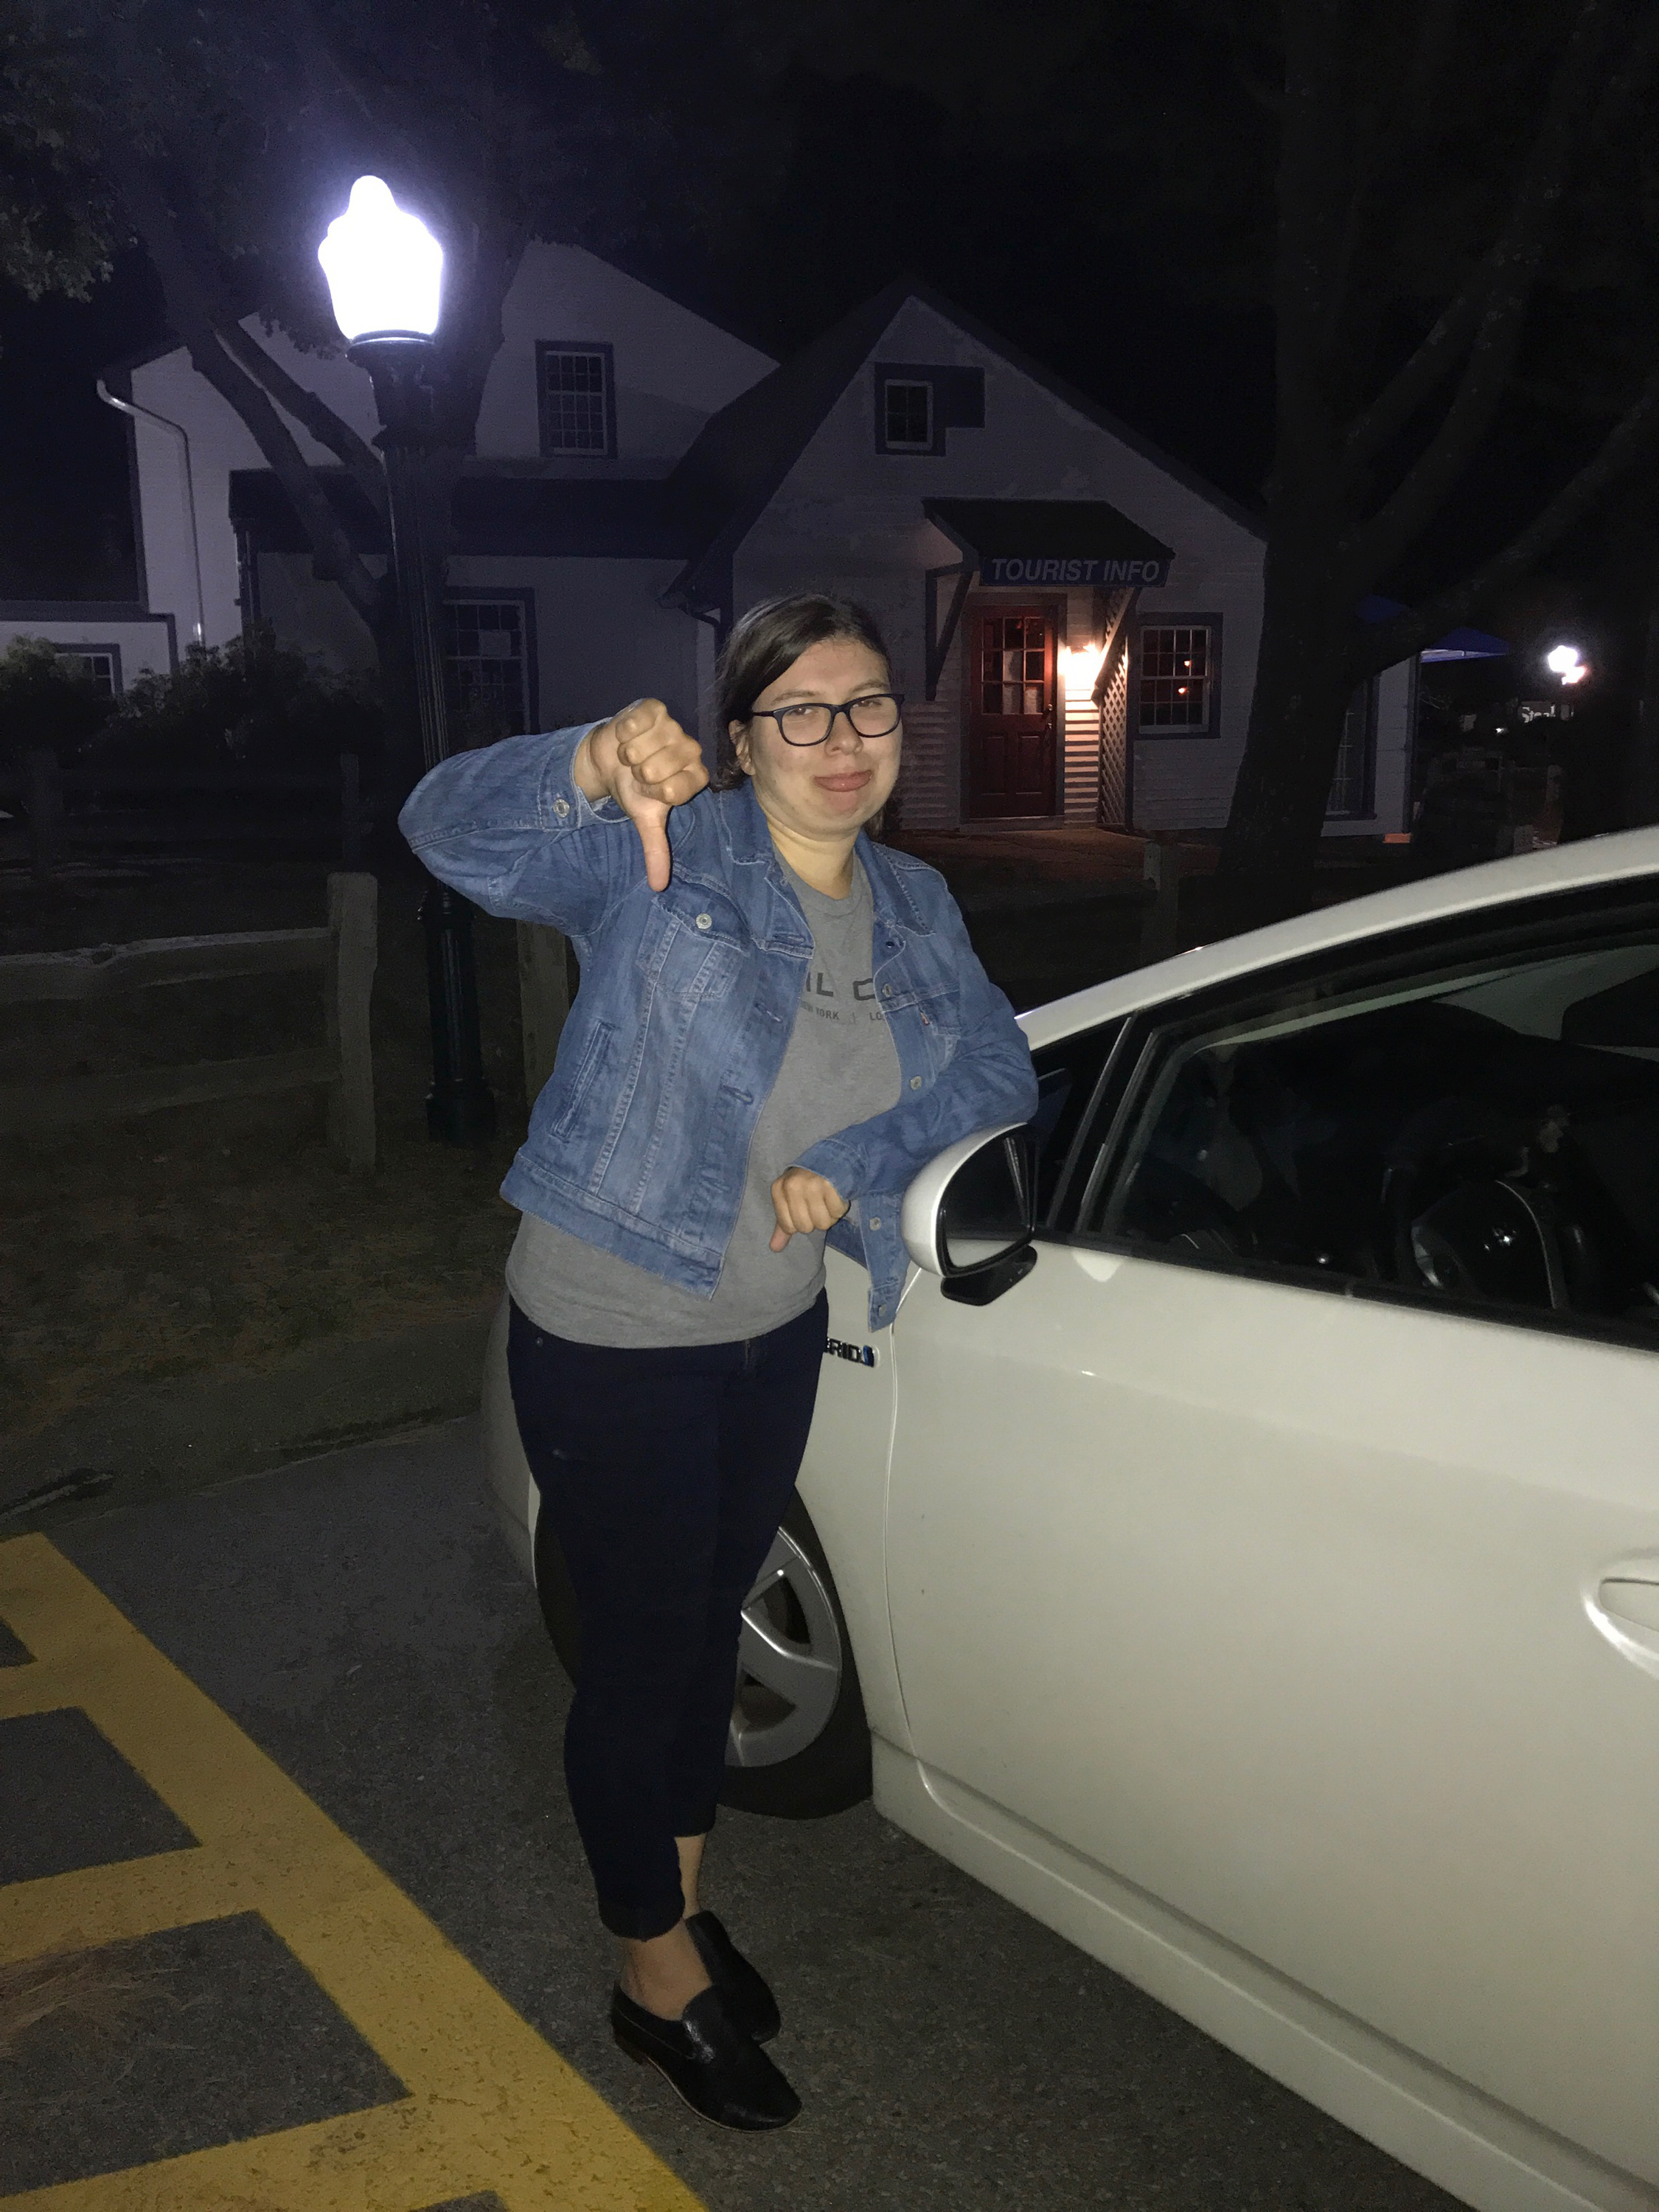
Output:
top-left (484, 829), bottom-right (1659, 2212)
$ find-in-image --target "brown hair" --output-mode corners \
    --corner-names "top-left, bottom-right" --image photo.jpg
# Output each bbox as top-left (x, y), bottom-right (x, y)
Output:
top-left (709, 593), bottom-right (893, 790)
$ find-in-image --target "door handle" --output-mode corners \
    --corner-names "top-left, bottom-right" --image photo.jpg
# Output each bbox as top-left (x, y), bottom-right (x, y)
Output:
top-left (1597, 1578), bottom-right (1659, 1635)
top-left (1588, 1561), bottom-right (1659, 1679)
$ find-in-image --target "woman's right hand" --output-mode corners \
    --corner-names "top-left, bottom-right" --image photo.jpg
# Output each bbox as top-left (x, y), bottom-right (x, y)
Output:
top-left (573, 699), bottom-right (709, 891)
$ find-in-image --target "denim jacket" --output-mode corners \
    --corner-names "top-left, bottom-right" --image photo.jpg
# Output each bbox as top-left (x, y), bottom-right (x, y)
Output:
top-left (398, 724), bottom-right (1037, 1329)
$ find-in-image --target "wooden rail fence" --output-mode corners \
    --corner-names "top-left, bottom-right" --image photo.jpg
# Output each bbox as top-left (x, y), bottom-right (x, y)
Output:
top-left (0, 871), bottom-right (378, 1173)
top-left (4, 748), bottom-right (376, 877)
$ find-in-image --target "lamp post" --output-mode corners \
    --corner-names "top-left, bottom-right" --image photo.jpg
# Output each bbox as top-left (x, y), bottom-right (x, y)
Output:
top-left (319, 175), bottom-right (495, 1145)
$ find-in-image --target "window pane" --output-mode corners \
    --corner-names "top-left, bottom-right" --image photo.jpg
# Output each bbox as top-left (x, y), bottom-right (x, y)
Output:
top-left (543, 348), bottom-right (610, 453)
top-left (885, 380), bottom-right (932, 445)
top-left (444, 599), bottom-right (528, 746)
top-left (1139, 625), bottom-right (1211, 731)
top-left (1088, 925), bottom-right (1659, 1343)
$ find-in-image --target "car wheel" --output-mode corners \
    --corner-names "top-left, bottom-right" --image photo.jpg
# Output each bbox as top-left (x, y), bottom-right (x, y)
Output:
top-left (533, 1487), bottom-right (872, 1819)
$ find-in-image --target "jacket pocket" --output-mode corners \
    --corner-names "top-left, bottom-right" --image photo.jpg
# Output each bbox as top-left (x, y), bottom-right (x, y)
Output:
top-left (636, 889), bottom-right (745, 1004)
top-left (547, 1019), bottom-right (615, 1143)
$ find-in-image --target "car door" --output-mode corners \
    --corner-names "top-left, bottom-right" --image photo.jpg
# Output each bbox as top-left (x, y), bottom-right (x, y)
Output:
top-left (885, 879), bottom-right (1659, 2184)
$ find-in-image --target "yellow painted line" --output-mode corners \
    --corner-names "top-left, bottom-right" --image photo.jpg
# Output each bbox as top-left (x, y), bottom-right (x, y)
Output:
top-left (0, 1851), bottom-right (237, 1968)
top-left (0, 1534), bottom-right (706, 2212)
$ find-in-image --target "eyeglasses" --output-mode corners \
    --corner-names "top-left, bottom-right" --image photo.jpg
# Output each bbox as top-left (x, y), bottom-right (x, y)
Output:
top-left (748, 692), bottom-right (905, 746)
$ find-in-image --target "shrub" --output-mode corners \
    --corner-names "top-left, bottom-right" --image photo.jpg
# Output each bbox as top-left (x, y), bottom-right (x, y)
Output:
top-left (86, 625), bottom-right (383, 779)
top-left (0, 637), bottom-right (116, 768)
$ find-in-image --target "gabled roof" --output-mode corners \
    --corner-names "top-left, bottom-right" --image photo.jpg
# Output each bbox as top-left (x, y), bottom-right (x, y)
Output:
top-left (662, 274), bottom-right (1265, 612)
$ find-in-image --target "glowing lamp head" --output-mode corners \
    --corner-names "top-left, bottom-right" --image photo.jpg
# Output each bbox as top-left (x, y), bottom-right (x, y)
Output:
top-left (318, 176), bottom-right (443, 343)
top-left (1545, 643), bottom-right (1587, 685)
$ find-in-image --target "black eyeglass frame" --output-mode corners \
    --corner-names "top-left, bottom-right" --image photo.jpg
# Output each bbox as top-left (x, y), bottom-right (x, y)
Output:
top-left (746, 692), bottom-right (906, 747)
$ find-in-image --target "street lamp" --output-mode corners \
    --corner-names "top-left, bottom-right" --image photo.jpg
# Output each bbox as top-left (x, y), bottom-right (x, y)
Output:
top-left (319, 175), bottom-right (495, 1145)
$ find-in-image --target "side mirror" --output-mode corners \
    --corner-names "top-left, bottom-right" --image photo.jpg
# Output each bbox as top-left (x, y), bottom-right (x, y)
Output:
top-left (902, 1121), bottom-right (1039, 1306)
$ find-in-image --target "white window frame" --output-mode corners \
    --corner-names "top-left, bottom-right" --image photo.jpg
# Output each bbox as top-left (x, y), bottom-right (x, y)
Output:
top-left (883, 378), bottom-right (935, 453)
top-left (538, 341), bottom-right (616, 459)
top-left (1135, 620), bottom-right (1217, 736)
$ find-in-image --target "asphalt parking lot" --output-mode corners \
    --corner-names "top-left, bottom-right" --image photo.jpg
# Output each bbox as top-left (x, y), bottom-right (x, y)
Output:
top-left (1, 1418), bottom-right (1463, 2212)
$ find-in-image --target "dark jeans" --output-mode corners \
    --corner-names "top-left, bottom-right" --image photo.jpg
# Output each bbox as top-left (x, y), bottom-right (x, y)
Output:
top-left (505, 1290), bottom-right (827, 1939)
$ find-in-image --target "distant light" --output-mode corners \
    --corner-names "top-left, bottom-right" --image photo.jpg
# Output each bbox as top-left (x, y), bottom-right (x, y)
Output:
top-left (318, 176), bottom-right (443, 343)
top-left (1545, 643), bottom-right (1588, 685)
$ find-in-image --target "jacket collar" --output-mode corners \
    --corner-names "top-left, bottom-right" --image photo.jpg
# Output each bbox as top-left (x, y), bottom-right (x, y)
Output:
top-left (712, 779), bottom-right (933, 946)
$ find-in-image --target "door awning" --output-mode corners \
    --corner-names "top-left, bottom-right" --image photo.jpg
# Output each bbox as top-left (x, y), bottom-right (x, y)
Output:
top-left (924, 498), bottom-right (1175, 588)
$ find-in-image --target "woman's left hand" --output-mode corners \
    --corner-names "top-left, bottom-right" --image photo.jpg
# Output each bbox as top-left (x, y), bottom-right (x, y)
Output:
top-left (769, 1167), bottom-right (849, 1251)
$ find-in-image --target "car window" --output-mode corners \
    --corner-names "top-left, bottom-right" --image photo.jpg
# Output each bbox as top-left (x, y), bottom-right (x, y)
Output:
top-left (1028, 1020), bottom-right (1127, 1228)
top-left (1076, 904), bottom-right (1659, 1347)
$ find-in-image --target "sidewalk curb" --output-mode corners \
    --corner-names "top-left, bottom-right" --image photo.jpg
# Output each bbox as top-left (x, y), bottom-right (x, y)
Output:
top-left (1, 1304), bottom-right (499, 1527)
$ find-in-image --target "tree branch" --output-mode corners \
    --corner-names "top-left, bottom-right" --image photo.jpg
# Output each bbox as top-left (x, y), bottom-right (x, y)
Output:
top-left (215, 321), bottom-right (388, 519)
top-left (114, 158), bottom-right (386, 629)
top-left (1271, 0), bottom-right (1350, 458)
top-left (1352, 374), bottom-right (1659, 675)
top-left (1341, 0), bottom-right (1618, 484)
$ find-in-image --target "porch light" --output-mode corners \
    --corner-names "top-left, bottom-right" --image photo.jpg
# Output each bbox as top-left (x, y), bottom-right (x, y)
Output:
top-left (317, 176), bottom-right (443, 343)
top-left (1545, 643), bottom-right (1588, 686)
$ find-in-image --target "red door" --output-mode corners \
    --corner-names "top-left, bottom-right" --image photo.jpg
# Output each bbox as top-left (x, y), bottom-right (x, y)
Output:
top-left (967, 606), bottom-right (1057, 818)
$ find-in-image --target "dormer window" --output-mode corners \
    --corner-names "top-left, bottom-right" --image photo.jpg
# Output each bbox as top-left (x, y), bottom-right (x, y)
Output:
top-left (884, 380), bottom-right (933, 451)
top-left (538, 341), bottom-right (616, 458)
top-left (873, 363), bottom-right (985, 456)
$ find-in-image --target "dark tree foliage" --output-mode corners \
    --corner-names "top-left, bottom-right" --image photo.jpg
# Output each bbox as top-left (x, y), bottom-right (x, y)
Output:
top-left (88, 626), bottom-right (382, 776)
top-left (0, 636), bottom-right (114, 763)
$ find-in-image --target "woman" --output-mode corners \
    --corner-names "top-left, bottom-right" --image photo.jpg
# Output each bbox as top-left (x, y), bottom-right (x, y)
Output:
top-left (400, 594), bottom-right (1036, 2131)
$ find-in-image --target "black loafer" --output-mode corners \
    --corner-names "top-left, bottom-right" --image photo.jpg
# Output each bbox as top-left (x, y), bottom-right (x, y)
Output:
top-left (685, 1910), bottom-right (782, 2043)
top-left (611, 1984), bottom-right (800, 2131)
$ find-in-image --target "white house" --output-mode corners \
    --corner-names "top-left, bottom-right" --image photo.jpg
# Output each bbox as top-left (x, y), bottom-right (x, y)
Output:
top-left (42, 246), bottom-right (1420, 836)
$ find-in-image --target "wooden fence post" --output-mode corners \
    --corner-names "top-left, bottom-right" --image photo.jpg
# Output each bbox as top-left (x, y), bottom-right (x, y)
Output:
top-left (1138, 837), bottom-right (1182, 965)
top-left (27, 748), bottom-right (63, 885)
top-left (517, 921), bottom-right (571, 1109)
top-left (325, 871), bottom-right (378, 1175)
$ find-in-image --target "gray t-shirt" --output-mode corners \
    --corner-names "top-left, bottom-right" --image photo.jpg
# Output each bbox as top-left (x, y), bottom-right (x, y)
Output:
top-left (505, 856), bottom-right (902, 1346)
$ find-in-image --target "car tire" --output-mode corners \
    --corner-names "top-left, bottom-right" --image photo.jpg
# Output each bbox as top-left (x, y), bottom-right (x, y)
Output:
top-left (533, 1487), bottom-right (872, 1820)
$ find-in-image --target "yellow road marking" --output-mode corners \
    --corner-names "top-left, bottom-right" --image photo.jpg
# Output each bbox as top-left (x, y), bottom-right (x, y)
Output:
top-left (0, 1533), bottom-right (706, 2212)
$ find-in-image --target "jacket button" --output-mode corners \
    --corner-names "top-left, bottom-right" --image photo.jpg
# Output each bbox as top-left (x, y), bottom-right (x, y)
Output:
top-left (909, 1075), bottom-right (922, 1090)
top-left (881, 984), bottom-right (893, 998)
top-left (552, 798), bottom-right (570, 818)
top-left (695, 913), bottom-right (712, 930)
top-left (869, 1216), bottom-right (882, 1230)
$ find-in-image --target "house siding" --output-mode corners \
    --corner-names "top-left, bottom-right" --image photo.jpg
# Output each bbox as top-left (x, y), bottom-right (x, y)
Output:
top-left (731, 294), bottom-right (1267, 834)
